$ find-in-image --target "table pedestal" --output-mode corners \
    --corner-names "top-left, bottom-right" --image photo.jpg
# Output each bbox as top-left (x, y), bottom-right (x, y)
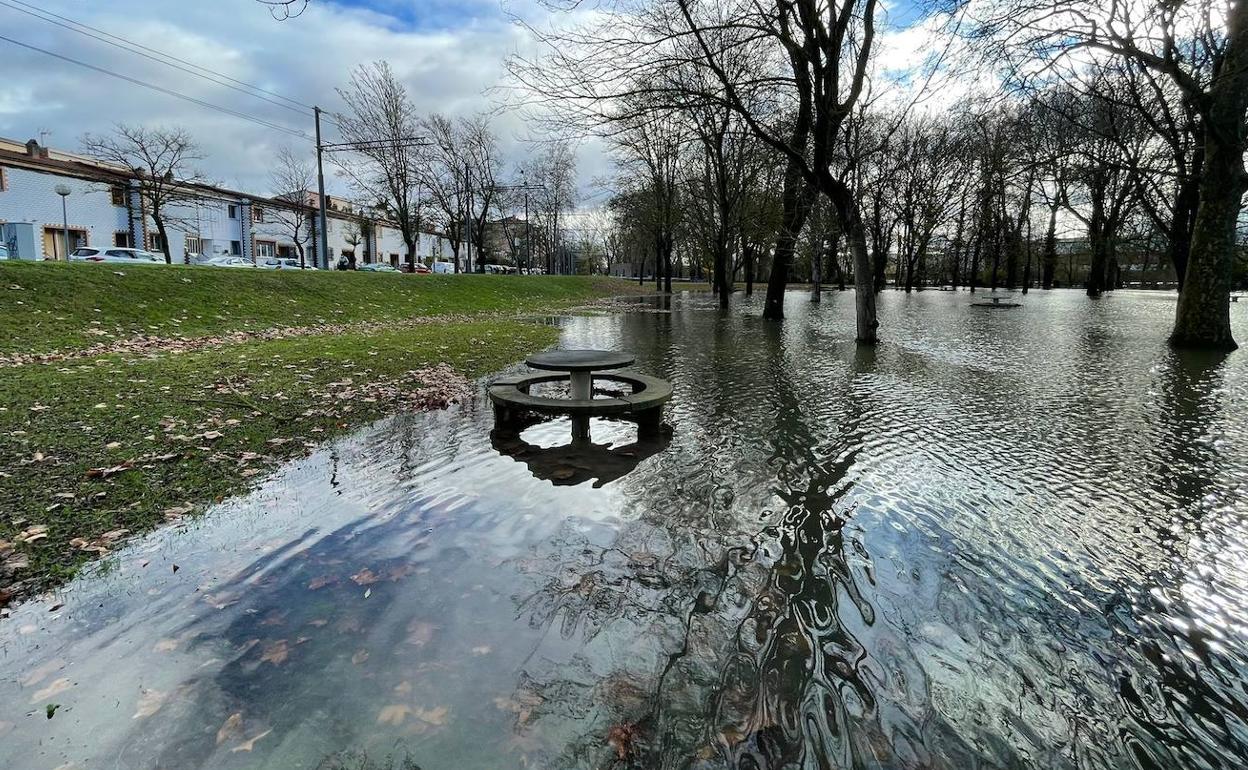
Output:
top-left (570, 371), bottom-right (592, 401)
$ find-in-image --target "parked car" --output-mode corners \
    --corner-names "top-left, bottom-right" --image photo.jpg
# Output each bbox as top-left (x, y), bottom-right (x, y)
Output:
top-left (0, 242), bottom-right (9, 260)
top-left (411, 263), bottom-right (431, 274)
top-left (358, 262), bottom-right (400, 273)
top-left (70, 247), bottom-right (164, 264)
top-left (202, 255), bottom-right (256, 268)
top-left (259, 257), bottom-right (316, 270)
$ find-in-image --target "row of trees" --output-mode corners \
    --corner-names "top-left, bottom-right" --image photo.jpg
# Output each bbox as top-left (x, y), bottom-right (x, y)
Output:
top-left (510, 0), bottom-right (1248, 350)
top-left (334, 62), bottom-right (580, 272)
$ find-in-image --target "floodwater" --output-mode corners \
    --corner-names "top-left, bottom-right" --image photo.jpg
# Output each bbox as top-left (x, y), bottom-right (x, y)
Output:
top-left (2, 289), bottom-right (1247, 770)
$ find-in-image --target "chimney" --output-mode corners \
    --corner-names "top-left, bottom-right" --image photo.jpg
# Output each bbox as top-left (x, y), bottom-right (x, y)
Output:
top-left (25, 139), bottom-right (40, 157)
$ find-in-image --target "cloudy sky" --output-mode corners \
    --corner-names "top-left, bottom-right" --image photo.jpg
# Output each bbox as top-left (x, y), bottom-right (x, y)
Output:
top-left (0, 0), bottom-right (933, 203)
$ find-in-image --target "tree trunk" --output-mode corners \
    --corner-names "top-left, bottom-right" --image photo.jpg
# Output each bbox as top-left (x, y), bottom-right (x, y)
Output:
top-left (153, 214), bottom-right (172, 264)
top-left (405, 238), bottom-right (416, 272)
top-left (1171, 0), bottom-right (1246, 350)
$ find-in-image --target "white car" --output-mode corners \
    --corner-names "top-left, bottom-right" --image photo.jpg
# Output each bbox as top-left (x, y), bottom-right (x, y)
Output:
top-left (201, 255), bottom-right (256, 268)
top-left (70, 247), bottom-right (164, 264)
top-left (259, 257), bottom-right (316, 270)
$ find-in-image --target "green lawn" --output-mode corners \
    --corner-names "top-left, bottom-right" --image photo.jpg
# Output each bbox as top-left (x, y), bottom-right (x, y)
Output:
top-left (0, 261), bottom-right (628, 357)
top-left (0, 263), bottom-right (639, 606)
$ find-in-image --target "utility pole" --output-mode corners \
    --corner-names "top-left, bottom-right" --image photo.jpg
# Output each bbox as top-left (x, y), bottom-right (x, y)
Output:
top-left (464, 160), bottom-right (472, 273)
top-left (314, 106), bottom-right (330, 270)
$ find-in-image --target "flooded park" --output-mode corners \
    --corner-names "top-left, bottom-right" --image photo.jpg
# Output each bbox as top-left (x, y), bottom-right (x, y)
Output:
top-left (1, 289), bottom-right (1246, 769)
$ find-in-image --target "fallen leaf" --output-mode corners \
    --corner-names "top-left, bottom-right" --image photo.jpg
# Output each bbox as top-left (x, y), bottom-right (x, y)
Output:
top-left (229, 729), bottom-right (272, 753)
top-left (414, 706), bottom-right (449, 726)
top-left (608, 723), bottom-right (640, 760)
top-left (216, 712), bottom-right (243, 745)
top-left (351, 649), bottom-right (369, 665)
top-left (133, 689), bottom-right (167, 719)
top-left (306, 576), bottom-right (335, 591)
top-left (19, 658), bottom-right (64, 687)
top-left (259, 640), bottom-right (289, 665)
top-left (45, 703), bottom-right (60, 719)
top-left (153, 639), bottom-right (178, 652)
top-left (31, 677), bottom-right (72, 703)
top-left (350, 568), bottom-right (379, 586)
top-left (405, 621), bottom-right (435, 647)
top-left (377, 704), bottom-right (412, 726)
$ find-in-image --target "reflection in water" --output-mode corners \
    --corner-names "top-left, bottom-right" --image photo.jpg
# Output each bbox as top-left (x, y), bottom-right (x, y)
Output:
top-left (491, 417), bottom-right (672, 488)
top-left (1, 290), bottom-right (1247, 770)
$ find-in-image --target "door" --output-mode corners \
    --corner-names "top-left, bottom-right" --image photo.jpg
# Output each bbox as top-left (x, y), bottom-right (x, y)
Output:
top-left (43, 227), bottom-right (86, 260)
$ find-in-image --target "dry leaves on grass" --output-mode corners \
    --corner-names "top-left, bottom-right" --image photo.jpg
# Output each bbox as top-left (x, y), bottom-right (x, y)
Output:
top-left (0, 313), bottom-right (504, 368)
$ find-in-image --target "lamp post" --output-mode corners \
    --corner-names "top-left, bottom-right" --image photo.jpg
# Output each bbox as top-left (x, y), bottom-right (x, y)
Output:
top-left (54, 184), bottom-right (71, 261)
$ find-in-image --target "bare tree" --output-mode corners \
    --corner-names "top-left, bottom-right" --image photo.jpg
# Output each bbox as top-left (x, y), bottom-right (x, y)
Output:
top-left (335, 61), bottom-right (423, 271)
top-left (80, 124), bottom-right (206, 264)
top-left (463, 114), bottom-right (503, 270)
top-left (268, 145), bottom-right (316, 269)
top-left (525, 139), bottom-right (579, 274)
top-left (418, 114), bottom-right (470, 271)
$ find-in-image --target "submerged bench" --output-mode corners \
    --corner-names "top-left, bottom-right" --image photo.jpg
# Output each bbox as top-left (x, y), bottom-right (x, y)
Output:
top-left (489, 350), bottom-right (672, 438)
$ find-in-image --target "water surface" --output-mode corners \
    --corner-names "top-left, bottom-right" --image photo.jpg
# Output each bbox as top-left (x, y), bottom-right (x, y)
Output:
top-left (2, 289), bottom-right (1246, 769)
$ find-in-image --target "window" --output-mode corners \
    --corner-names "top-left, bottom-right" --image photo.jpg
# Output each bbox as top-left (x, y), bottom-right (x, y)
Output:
top-left (229, 240), bottom-right (242, 255)
top-left (110, 185), bottom-right (126, 206)
top-left (114, 232), bottom-right (132, 247)
top-left (146, 232), bottom-right (167, 253)
top-left (256, 240), bottom-right (276, 258)
top-left (185, 236), bottom-right (203, 257)
top-left (228, 204), bottom-right (238, 219)
top-left (252, 207), bottom-right (264, 224)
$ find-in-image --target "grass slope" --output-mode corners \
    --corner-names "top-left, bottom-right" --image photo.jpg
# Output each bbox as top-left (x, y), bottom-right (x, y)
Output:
top-left (0, 261), bottom-right (626, 356)
top-left (0, 263), bottom-right (637, 605)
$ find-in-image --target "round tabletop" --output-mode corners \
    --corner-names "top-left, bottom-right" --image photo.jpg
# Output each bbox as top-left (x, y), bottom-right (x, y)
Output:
top-left (526, 349), bottom-right (635, 372)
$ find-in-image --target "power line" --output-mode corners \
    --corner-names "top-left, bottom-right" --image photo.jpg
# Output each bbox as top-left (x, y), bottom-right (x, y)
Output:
top-left (0, 33), bottom-right (312, 140)
top-left (0, 0), bottom-right (314, 117)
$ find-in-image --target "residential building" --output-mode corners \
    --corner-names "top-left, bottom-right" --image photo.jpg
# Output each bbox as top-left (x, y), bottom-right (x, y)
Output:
top-left (0, 136), bottom-right (450, 269)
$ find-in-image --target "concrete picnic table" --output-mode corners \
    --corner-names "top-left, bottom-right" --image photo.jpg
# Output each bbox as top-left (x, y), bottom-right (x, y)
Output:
top-left (525, 349), bottom-right (636, 401)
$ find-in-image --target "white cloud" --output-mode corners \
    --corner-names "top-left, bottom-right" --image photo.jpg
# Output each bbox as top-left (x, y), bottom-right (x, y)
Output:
top-left (0, 0), bottom-right (611, 200)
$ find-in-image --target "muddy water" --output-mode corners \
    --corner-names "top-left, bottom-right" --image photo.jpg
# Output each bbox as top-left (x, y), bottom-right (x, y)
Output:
top-left (1, 289), bottom-right (1246, 770)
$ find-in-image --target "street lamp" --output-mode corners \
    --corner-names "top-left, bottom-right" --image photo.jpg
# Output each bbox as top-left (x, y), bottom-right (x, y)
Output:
top-left (54, 184), bottom-right (71, 261)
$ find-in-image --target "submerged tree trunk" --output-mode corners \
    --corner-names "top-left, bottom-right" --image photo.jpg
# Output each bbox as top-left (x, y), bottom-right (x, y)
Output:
top-left (1042, 203), bottom-right (1058, 289)
top-left (744, 243), bottom-right (756, 296)
top-left (764, 158), bottom-right (813, 321)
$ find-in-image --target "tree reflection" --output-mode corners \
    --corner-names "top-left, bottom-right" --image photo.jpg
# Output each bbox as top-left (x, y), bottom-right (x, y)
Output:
top-left (503, 326), bottom-right (972, 768)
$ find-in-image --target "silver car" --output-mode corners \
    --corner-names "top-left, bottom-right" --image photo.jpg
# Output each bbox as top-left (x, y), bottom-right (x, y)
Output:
top-left (201, 255), bottom-right (256, 268)
top-left (70, 247), bottom-right (165, 264)
top-left (259, 257), bottom-right (316, 270)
